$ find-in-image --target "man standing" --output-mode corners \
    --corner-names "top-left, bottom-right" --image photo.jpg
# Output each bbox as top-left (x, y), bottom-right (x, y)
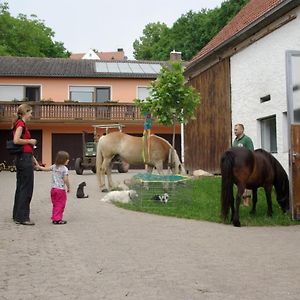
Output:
top-left (233, 123), bottom-right (254, 151)
top-left (233, 123), bottom-right (254, 206)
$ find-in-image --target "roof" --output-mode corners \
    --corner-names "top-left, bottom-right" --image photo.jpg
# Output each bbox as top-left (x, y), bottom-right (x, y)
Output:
top-left (187, 0), bottom-right (296, 70)
top-left (69, 53), bottom-right (84, 60)
top-left (98, 51), bottom-right (125, 61)
top-left (70, 50), bottom-right (125, 61)
top-left (95, 61), bottom-right (161, 74)
top-left (0, 56), bottom-right (163, 79)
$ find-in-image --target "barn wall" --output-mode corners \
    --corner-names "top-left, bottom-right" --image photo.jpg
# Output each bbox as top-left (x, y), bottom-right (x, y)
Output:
top-left (184, 58), bottom-right (231, 174)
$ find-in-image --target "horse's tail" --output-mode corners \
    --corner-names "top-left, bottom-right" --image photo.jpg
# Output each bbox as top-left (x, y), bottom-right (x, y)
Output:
top-left (220, 150), bottom-right (235, 222)
top-left (96, 137), bottom-right (104, 187)
top-left (268, 153), bottom-right (290, 212)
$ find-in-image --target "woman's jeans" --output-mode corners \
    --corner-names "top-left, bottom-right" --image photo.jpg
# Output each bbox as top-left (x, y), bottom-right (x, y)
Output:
top-left (13, 153), bottom-right (34, 222)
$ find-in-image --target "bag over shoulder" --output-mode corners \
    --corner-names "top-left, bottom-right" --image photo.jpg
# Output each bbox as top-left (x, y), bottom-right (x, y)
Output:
top-left (6, 122), bottom-right (24, 155)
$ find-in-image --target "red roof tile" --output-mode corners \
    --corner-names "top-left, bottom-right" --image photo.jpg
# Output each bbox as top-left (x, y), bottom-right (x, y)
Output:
top-left (188, 0), bottom-right (284, 66)
top-left (98, 51), bottom-right (125, 60)
top-left (69, 53), bottom-right (85, 59)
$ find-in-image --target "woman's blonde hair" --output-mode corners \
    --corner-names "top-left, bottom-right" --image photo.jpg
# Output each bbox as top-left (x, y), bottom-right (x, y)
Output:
top-left (55, 151), bottom-right (70, 166)
top-left (11, 103), bottom-right (33, 128)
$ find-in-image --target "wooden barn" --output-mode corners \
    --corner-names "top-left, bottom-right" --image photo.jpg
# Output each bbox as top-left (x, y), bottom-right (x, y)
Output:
top-left (183, 0), bottom-right (300, 175)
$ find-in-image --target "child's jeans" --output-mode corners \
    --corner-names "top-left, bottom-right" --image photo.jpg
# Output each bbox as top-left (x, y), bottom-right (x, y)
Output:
top-left (50, 188), bottom-right (67, 221)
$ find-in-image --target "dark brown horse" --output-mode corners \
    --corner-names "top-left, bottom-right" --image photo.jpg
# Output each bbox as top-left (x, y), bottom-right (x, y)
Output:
top-left (221, 147), bottom-right (289, 227)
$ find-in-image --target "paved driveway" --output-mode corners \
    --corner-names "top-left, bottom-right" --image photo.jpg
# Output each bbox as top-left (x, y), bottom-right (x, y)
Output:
top-left (0, 170), bottom-right (300, 300)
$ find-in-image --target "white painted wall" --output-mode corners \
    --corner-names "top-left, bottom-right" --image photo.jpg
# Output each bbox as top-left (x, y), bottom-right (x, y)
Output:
top-left (230, 7), bottom-right (300, 173)
top-left (82, 49), bottom-right (100, 60)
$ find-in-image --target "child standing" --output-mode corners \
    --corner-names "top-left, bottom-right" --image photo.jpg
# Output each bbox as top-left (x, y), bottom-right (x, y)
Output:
top-left (39, 151), bottom-right (70, 224)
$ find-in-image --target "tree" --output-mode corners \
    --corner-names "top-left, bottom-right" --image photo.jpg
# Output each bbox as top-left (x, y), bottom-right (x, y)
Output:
top-left (0, 2), bottom-right (70, 57)
top-left (133, 0), bottom-right (249, 61)
top-left (170, 10), bottom-right (212, 61)
top-left (135, 60), bottom-right (200, 149)
top-left (133, 22), bottom-right (171, 61)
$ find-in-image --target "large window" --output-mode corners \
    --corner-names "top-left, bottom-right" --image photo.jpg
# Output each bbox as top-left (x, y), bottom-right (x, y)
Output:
top-left (0, 85), bottom-right (40, 101)
top-left (69, 86), bottom-right (111, 103)
top-left (0, 85), bottom-right (23, 101)
top-left (260, 116), bottom-right (277, 153)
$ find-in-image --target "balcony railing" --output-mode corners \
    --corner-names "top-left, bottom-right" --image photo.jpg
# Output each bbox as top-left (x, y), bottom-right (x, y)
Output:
top-left (0, 101), bottom-right (143, 123)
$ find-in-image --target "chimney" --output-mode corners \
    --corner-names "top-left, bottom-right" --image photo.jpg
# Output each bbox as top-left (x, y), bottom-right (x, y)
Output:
top-left (117, 48), bottom-right (124, 52)
top-left (170, 50), bottom-right (182, 61)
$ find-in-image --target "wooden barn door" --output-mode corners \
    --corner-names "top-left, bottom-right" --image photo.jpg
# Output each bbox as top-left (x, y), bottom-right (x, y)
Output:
top-left (52, 133), bottom-right (82, 170)
top-left (184, 59), bottom-right (231, 174)
top-left (291, 125), bottom-right (300, 218)
top-left (286, 51), bottom-right (300, 220)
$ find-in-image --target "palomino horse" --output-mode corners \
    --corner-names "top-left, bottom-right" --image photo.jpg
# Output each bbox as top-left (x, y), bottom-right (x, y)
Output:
top-left (221, 147), bottom-right (289, 227)
top-left (96, 132), bottom-right (185, 191)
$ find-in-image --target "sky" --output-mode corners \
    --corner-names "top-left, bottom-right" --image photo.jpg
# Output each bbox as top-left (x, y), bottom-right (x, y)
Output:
top-left (6, 0), bottom-right (224, 59)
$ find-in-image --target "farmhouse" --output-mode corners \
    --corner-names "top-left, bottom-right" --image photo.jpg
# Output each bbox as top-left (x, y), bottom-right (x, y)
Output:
top-left (0, 53), bottom-right (181, 168)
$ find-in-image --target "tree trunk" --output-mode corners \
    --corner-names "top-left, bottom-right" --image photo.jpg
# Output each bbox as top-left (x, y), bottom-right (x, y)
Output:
top-left (172, 114), bottom-right (176, 149)
top-left (168, 116), bottom-right (176, 174)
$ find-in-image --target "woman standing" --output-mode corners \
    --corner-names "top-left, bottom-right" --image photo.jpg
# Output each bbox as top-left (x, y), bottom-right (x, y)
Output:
top-left (12, 104), bottom-right (39, 225)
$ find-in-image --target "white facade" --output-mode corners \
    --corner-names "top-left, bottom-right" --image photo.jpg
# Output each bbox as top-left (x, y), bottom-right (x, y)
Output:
top-left (230, 7), bottom-right (300, 173)
top-left (82, 49), bottom-right (100, 60)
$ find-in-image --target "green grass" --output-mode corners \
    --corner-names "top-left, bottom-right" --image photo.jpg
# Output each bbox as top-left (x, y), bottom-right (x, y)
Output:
top-left (115, 177), bottom-right (299, 226)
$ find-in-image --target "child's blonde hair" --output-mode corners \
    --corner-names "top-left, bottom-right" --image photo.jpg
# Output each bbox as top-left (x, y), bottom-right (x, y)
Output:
top-left (55, 151), bottom-right (69, 166)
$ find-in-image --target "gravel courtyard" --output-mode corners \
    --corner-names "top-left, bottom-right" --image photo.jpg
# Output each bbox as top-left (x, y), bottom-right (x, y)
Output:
top-left (1, 170), bottom-right (300, 300)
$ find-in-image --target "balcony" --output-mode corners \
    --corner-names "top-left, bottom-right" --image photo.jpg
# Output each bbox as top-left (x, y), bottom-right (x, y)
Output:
top-left (0, 101), bottom-right (143, 123)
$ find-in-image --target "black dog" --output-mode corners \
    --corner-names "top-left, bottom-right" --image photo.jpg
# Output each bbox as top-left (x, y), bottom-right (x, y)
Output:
top-left (76, 182), bottom-right (89, 198)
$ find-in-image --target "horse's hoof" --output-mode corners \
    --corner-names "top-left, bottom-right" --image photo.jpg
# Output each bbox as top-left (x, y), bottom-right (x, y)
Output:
top-left (101, 188), bottom-right (109, 193)
top-left (233, 220), bottom-right (241, 227)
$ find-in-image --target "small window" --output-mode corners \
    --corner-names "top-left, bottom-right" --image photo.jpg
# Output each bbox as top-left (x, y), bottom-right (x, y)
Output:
top-left (137, 87), bottom-right (149, 100)
top-left (260, 116), bottom-right (277, 153)
top-left (70, 86), bottom-right (94, 102)
top-left (260, 94), bottom-right (271, 103)
top-left (70, 91), bottom-right (93, 102)
top-left (25, 86), bottom-right (40, 101)
top-left (96, 87), bottom-right (110, 102)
